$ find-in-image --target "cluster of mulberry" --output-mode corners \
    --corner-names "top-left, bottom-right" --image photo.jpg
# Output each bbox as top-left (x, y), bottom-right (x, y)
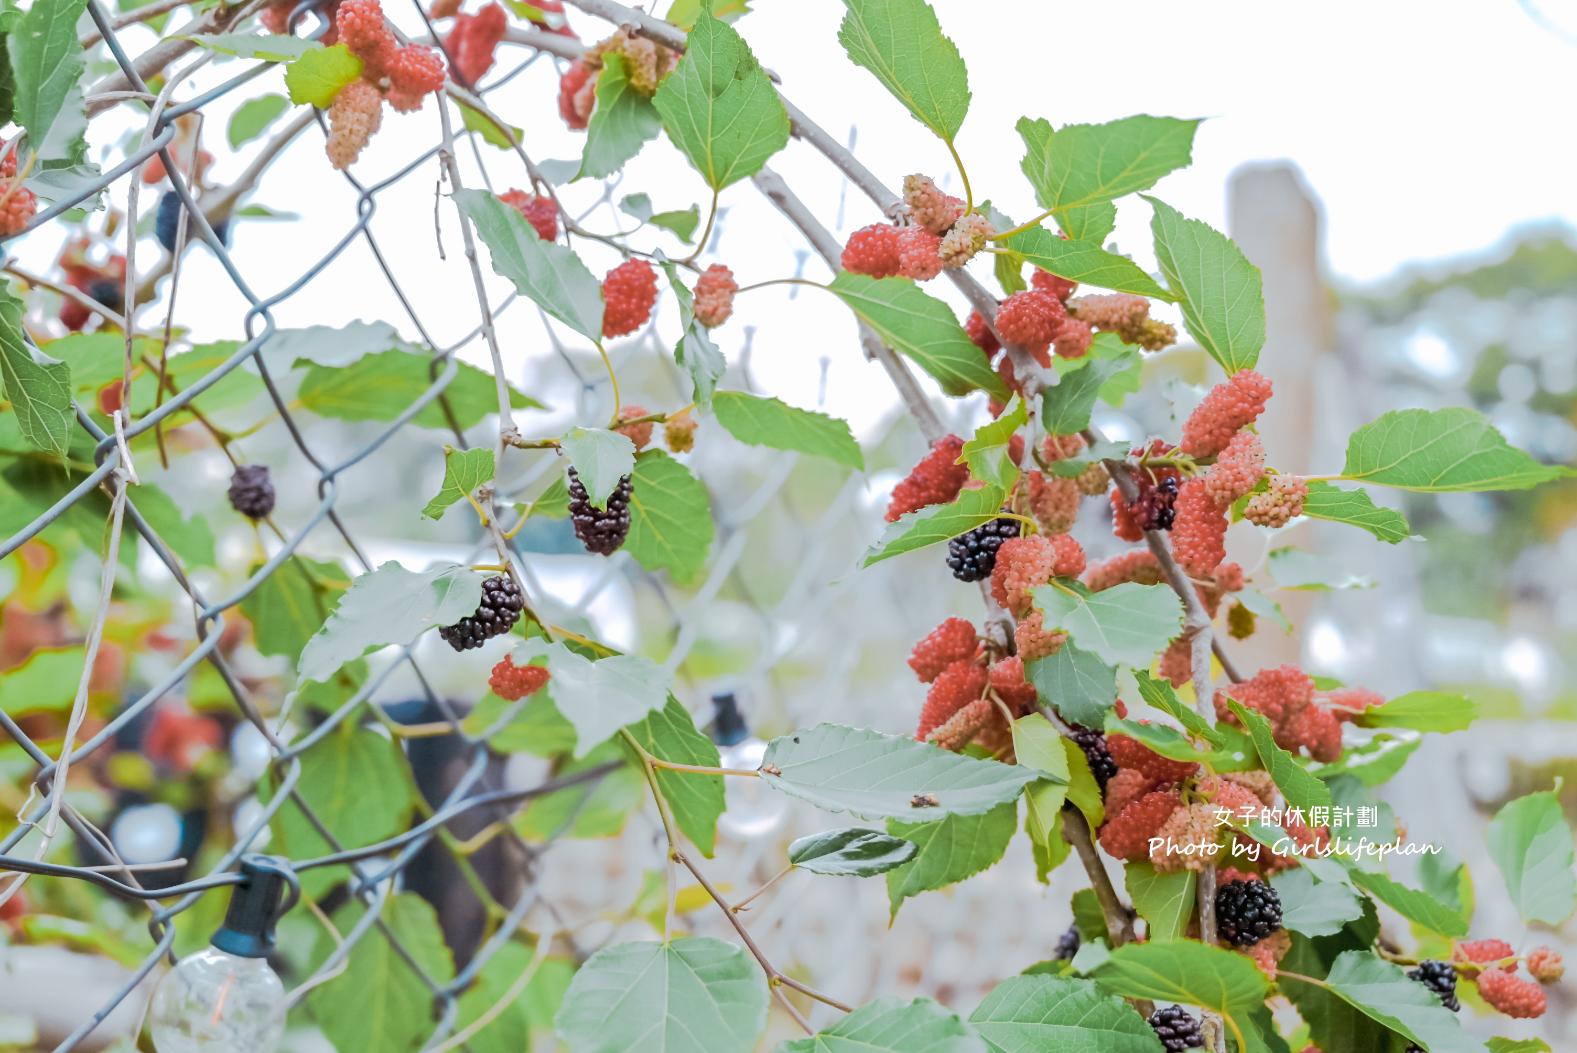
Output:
top-left (56, 240), bottom-right (127, 331)
top-left (1443, 939), bottom-right (1560, 1019)
top-left (601, 258), bottom-right (658, 337)
top-left (990, 534), bottom-right (1085, 617)
top-left (500, 187), bottom-right (558, 242)
top-left (1213, 664), bottom-right (1357, 762)
top-left (0, 150), bottom-right (38, 238)
top-left (885, 435), bottom-right (969, 522)
top-left (325, 0), bottom-right (447, 168)
top-left (1067, 292), bottom-right (1176, 351)
top-left (906, 618), bottom-right (1038, 754)
top-left (438, 574), bottom-right (525, 650)
top-left (559, 29), bottom-right (679, 130)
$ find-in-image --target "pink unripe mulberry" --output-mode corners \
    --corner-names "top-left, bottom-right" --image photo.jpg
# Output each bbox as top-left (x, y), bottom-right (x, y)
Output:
top-left (939, 213), bottom-right (993, 269)
top-left (385, 43), bottom-right (447, 112)
top-left (1159, 637), bottom-right (1192, 687)
top-left (601, 258), bottom-right (657, 337)
top-left (896, 226), bottom-right (944, 281)
top-left (1051, 316), bottom-right (1093, 360)
top-left (613, 404), bottom-right (653, 451)
top-left (1013, 610), bottom-right (1066, 662)
top-left (1204, 431), bottom-right (1266, 504)
top-left (1103, 767), bottom-right (1160, 821)
top-left (965, 311), bottom-right (999, 357)
top-left (991, 536), bottom-right (1056, 617)
top-left (1287, 704), bottom-right (1342, 761)
top-left (1244, 475), bottom-right (1308, 528)
top-left (1171, 478), bottom-right (1228, 578)
top-left (1455, 939), bottom-right (1517, 970)
top-left (448, 2), bottom-right (507, 84)
top-left (886, 435), bottom-right (969, 522)
top-left (995, 289), bottom-right (1065, 364)
top-left (693, 264), bottom-right (738, 328)
top-left (1475, 970), bottom-right (1547, 1019)
top-left (325, 81), bottom-right (384, 170)
top-left (1527, 946), bottom-right (1564, 983)
top-left (1026, 471), bottom-right (1080, 535)
top-left (1215, 664), bottom-right (1315, 730)
top-left (841, 223), bottom-right (903, 278)
top-left (558, 59), bottom-right (596, 129)
top-left (1181, 369), bottom-right (1274, 457)
top-left (902, 173), bottom-right (964, 235)
top-left (1325, 686), bottom-right (1383, 723)
top-left (908, 618), bottom-right (979, 683)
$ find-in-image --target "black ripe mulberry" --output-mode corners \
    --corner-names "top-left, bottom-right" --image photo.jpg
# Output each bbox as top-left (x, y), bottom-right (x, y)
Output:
top-left (567, 468), bottom-right (632, 555)
top-left (438, 574), bottom-right (524, 651)
top-left (1067, 725), bottom-right (1117, 789)
top-left (228, 464), bottom-right (276, 519)
top-left (1052, 922), bottom-right (1080, 961)
top-left (1214, 879), bottom-right (1282, 947)
top-left (1147, 1005), bottom-right (1204, 1051)
top-left (945, 517), bottom-right (1019, 582)
top-left (1134, 475), bottom-right (1180, 531)
top-left (1408, 960), bottom-right (1461, 1012)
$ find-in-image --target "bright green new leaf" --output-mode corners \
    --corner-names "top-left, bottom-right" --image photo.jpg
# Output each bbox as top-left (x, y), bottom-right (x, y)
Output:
top-left (664, 0), bottom-right (752, 28)
top-left (837, 0), bottom-right (970, 142)
top-left (1009, 714), bottom-right (1070, 783)
top-left (228, 94), bottom-right (290, 148)
top-left (1016, 114), bottom-right (1199, 244)
top-left (0, 645), bottom-right (84, 716)
top-left (625, 450), bottom-right (714, 584)
top-left (1033, 581), bottom-right (1185, 669)
top-left (284, 43), bottom-right (363, 107)
top-left (863, 484), bottom-right (1006, 568)
top-left (653, 10), bottom-right (789, 189)
top-left (1090, 940), bottom-right (1268, 1024)
top-left (1227, 700), bottom-right (1331, 813)
top-left (0, 283), bottom-right (71, 457)
top-left (421, 445), bottom-right (494, 521)
top-left (1301, 482), bottom-right (1412, 543)
top-left (579, 54), bottom-right (661, 180)
top-left (559, 427), bottom-right (636, 508)
top-left (1486, 789), bottom-right (1575, 926)
top-left (625, 695), bottom-right (726, 856)
top-left (1146, 196), bottom-right (1264, 375)
top-left (623, 194), bottom-right (702, 241)
top-left (887, 801), bottom-right (1016, 918)
top-left (783, 996), bottom-right (986, 1053)
top-left (1061, 738), bottom-right (1105, 829)
top-left (788, 828), bottom-right (918, 877)
top-left (1133, 670), bottom-right (1218, 742)
top-left (1346, 868), bottom-right (1468, 938)
top-left (760, 723), bottom-right (1035, 821)
top-left (971, 975), bottom-right (1159, 1053)
top-left (961, 398), bottom-right (1026, 490)
top-left (555, 938), bottom-right (768, 1053)
top-left (829, 273), bottom-right (1009, 398)
top-left (516, 639), bottom-right (668, 759)
top-left (1340, 406), bottom-right (1575, 492)
top-left (999, 227), bottom-right (1172, 300)
top-left (298, 562), bottom-right (482, 683)
top-left (452, 188), bottom-right (605, 340)
top-left (712, 391), bottom-right (864, 469)
top-left (1124, 863), bottom-right (1195, 943)
top-left (459, 100), bottom-right (522, 149)
top-left (1026, 642), bottom-right (1117, 729)
top-left (1355, 690), bottom-right (1477, 733)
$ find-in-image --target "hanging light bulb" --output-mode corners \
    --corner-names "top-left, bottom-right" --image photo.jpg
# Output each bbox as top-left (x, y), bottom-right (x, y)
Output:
top-left (709, 691), bottom-right (788, 839)
top-left (149, 855), bottom-right (294, 1053)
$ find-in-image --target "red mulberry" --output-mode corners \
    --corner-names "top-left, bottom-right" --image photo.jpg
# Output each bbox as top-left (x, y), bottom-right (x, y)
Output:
top-left (0, 182), bottom-right (37, 237)
top-left (489, 656), bottom-right (550, 701)
top-left (988, 657), bottom-right (1037, 712)
top-left (902, 174), bottom-right (964, 235)
top-left (1042, 433), bottom-right (1086, 462)
top-left (841, 223), bottom-right (902, 278)
top-left (1244, 475), bottom-right (1307, 528)
top-left (991, 536), bottom-right (1056, 616)
top-left (336, 0), bottom-right (396, 73)
top-left (1288, 704), bottom-right (1342, 762)
top-left (1454, 939), bottom-right (1516, 970)
top-left (995, 289), bottom-right (1065, 364)
top-left (693, 264), bottom-right (737, 328)
top-left (1171, 478), bottom-right (1228, 578)
top-left (1103, 767), bottom-right (1159, 821)
top-left (613, 404), bottom-right (652, 451)
top-left (1180, 369), bottom-right (1274, 458)
top-left (447, 2), bottom-right (506, 84)
top-left (558, 59), bottom-right (596, 129)
top-left (1108, 731), bottom-right (1200, 783)
top-left (1026, 471), bottom-right (1080, 536)
top-left (1159, 637), bottom-right (1192, 687)
top-left (965, 311), bottom-right (999, 357)
top-left (1031, 268), bottom-right (1076, 303)
top-left (908, 618), bottom-right (978, 683)
top-left (1204, 431), bottom-right (1266, 504)
top-left (385, 44), bottom-right (447, 112)
top-left (1324, 686), bottom-right (1383, 723)
top-left (1475, 970), bottom-right (1546, 1019)
top-left (1100, 789), bottom-right (1183, 861)
top-left (917, 659), bottom-right (988, 740)
top-left (1215, 665), bottom-right (1316, 729)
top-left (885, 435), bottom-right (968, 521)
top-left (1051, 316), bottom-right (1093, 360)
top-left (1084, 551), bottom-right (1163, 592)
top-left (500, 188), bottom-right (558, 242)
top-left (601, 258), bottom-right (657, 337)
top-left (895, 226), bottom-right (944, 281)
top-left (1013, 611), bottom-right (1066, 662)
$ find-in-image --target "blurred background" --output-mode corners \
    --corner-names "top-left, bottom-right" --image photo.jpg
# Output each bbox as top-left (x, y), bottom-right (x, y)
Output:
top-left (1, 0), bottom-right (1574, 1049)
